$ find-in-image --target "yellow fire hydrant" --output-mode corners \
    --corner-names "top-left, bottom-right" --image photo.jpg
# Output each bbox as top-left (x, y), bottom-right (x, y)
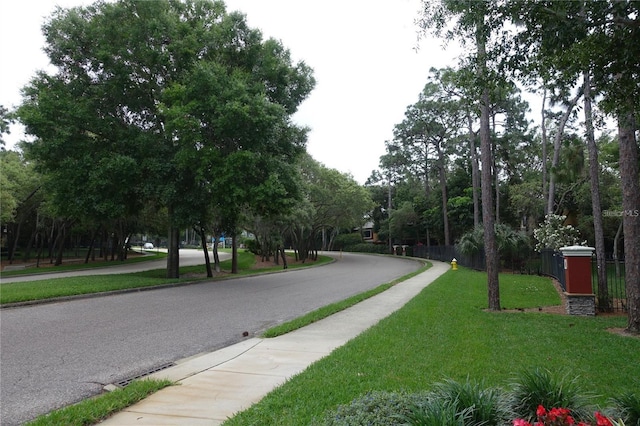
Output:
top-left (451, 258), bottom-right (458, 270)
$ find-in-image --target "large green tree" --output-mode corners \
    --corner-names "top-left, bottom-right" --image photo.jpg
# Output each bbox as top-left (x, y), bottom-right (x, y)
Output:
top-left (289, 155), bottom-right (374, 260)
top-left (390, 76), bottom-right (464, 246)
top-left (420, 0), bottom-right (506, 310)
top-left (19, 0), bottom-right (314, 277)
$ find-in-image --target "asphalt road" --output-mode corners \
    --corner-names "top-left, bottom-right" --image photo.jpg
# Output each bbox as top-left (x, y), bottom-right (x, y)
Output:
top-left (0, 251), bottom-right (421, 426)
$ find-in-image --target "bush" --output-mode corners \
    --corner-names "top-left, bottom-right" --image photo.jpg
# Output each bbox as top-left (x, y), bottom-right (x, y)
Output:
top-left (332, 233), bottom-right (365, 250)
top-left (427, 378), bottom-right (511, 425)
top-left (243, 238), bottom-right (260, 255)
top-left (509, 368), bottom-right (594, 422)
top-left (399, 398), bottom-right (472, 425)
top-left (319, 373), bottom-right (635, 426)
top-left (319, 391), bottom-right (431, 426)
top-left (320, 379), bottom-right (509, 426)
top-left (533, 214), bottom-right (586, 252)
top-left (610, 391), bottom-right (640, 426)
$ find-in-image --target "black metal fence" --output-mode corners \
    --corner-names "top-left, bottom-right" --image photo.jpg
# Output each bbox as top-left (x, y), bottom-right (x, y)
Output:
top-left (539, 248), bottom-right (627, 313)
top-left (409, 245), bottom-right (486, 270)
top-left (592, 258), bottom-right (627, 312)
top-left (540, 248), bottom-right (566, 291)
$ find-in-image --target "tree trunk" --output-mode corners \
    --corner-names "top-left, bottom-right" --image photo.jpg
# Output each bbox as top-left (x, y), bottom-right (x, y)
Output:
top-left (477, 18), bottom-right (500, 311)
top-left (541, 86), bottom-right (548, 207)
top-left (166, 219), bottom-right (180, 279)
top-left (618, 110), bottom-right (640, 334)
top-left (436, 142), bottom-right (450, 246)
top-left (195, 226), bottom-right (213, 278)
top-left (547, 92), bottom-right (580, 215)
top-left (583, 70), bottom-right (610, 311)
top-left (84, 229), bottom-right (98, 264)
top-left (232, 232), bottom-right (238, 274)
top-left (36, 231), bottom-right (43, 268)
top-left (54, 221), bottom-right (67, 266)
top-left (211, 235), bottom-right (221, 273)
top-left (279, 245), bottom-right (288, 269)
top-left (8, 220), bottom-right (23, 264)
top-left (494, 151), bottom-right (500, 224)
top-left (467, 113), bottom-right (480, 228)
top-left (613, 220), bottom-right (622, 279)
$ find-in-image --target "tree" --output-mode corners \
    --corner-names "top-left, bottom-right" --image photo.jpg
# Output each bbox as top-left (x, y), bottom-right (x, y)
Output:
top-left (419, 0), bottom-right (505, 310)
top-left (288, 155), bottom-right (374, 260)
top-left (0, 150), bottom-right (42, 262)
top-left (438, 67), bottom-right (482, 228)
top-left (0, 105), bottom-right (13, 149)
top-left (19, 0), bottom-right (314, 277)
top-left (390, 75), bottom-right (464, 245)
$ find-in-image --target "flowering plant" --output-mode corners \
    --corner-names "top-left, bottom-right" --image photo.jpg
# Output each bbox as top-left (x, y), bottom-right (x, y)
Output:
top-left (533, 214), bottom-right (586, 251)
top-left (513, 405), bottom-right (616, 426)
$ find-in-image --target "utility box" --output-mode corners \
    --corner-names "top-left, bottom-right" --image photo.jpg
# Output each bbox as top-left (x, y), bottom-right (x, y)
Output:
top-left (559, 246), bottom-right (595, 316)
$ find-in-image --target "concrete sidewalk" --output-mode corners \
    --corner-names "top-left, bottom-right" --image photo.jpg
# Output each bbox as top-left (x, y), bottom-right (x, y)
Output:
top-left (99, 261), bottom-right (449, 425)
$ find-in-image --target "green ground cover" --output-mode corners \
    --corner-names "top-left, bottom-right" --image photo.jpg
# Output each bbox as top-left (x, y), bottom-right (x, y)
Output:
top-left (223, 268), bottom-right (638, 425)
top-left (0, 251), bottom-right (167, 277)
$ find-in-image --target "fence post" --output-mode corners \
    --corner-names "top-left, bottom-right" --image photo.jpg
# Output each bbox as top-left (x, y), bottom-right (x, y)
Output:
top-left (559, 245), bottom-right (596, 316)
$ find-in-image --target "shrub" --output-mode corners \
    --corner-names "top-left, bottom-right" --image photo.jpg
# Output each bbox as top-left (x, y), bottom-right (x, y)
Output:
top-left (509, 368), bottom-right (594, 422)
top-left (457, 224), bottom-right (530, 264)
top-left (332, 233), bottom-right (365, 250)
top-left (318, 391), bottom-right (431, 426)
top-left (533, 214), bottom-right (586, 251)
top-left (427, 378), bottom-right (511, 425)
top-left (318, 373), bottom-right (633, 426)
top-left (399, 398), bottom-right (473, 425)
top-left (610, 391), bottom-right (640, 426)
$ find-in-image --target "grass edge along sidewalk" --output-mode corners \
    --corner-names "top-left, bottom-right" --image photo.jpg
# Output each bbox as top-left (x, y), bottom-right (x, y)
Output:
top-left (223, 268), bottom-right (638, 426)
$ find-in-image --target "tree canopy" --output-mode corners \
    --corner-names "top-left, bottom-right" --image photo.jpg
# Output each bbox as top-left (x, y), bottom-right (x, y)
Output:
top-left (18, 0), bottom-right (315, 276)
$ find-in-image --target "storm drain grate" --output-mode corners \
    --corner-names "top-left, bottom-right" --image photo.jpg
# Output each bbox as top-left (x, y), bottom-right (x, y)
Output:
top-left (115, 362), bottom-right (176, 388)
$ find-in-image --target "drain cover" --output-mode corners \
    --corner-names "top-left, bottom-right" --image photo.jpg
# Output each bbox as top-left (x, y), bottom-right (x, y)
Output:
top-left (114, 362), bottom-right (176, 388)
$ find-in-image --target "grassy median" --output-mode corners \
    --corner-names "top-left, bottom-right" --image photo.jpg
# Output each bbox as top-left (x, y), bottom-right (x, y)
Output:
top-left (0, 251), bottom-right (332, 305)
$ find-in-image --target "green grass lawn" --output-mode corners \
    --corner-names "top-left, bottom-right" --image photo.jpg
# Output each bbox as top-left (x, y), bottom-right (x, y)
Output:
top-left (223, 267), bottom-right (638, 426)
top-left (0, 251), bottom-right (332, 305)
top-left (25, 379), bottom-right (172, 426)
top-left (0, 251), bottom-right (167, 277)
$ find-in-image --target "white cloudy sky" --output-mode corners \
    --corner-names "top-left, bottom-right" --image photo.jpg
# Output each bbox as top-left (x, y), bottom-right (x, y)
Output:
top-left (0, 0), bottom-right (463, 183)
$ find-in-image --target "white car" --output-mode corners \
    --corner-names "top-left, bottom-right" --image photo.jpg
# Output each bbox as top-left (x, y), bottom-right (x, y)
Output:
top-left (143, 242), bottom-right (154, 249)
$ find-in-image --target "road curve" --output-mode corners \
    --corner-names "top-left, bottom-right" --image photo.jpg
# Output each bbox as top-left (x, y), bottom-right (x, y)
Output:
top-left (0, 252), bottom-right (422, 426)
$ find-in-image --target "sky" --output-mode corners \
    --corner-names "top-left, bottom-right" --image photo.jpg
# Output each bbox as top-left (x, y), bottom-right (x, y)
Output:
top-left (0, 0), bottom-right (463, 184)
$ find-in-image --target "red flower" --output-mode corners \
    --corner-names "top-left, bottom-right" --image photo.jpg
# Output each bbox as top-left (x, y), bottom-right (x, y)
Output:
top-left (594, 412), bottom-right (613, 426)
top-left (514, 407), bottom-right (615, 426)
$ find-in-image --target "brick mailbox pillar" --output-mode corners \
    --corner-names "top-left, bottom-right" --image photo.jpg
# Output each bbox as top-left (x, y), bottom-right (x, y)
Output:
top-left (559, 245), bottom-right (595, 316)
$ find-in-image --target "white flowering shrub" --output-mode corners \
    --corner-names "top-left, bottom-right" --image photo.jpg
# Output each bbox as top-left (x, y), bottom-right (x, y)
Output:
top-left (533, 214), bottom-right (586, 252)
